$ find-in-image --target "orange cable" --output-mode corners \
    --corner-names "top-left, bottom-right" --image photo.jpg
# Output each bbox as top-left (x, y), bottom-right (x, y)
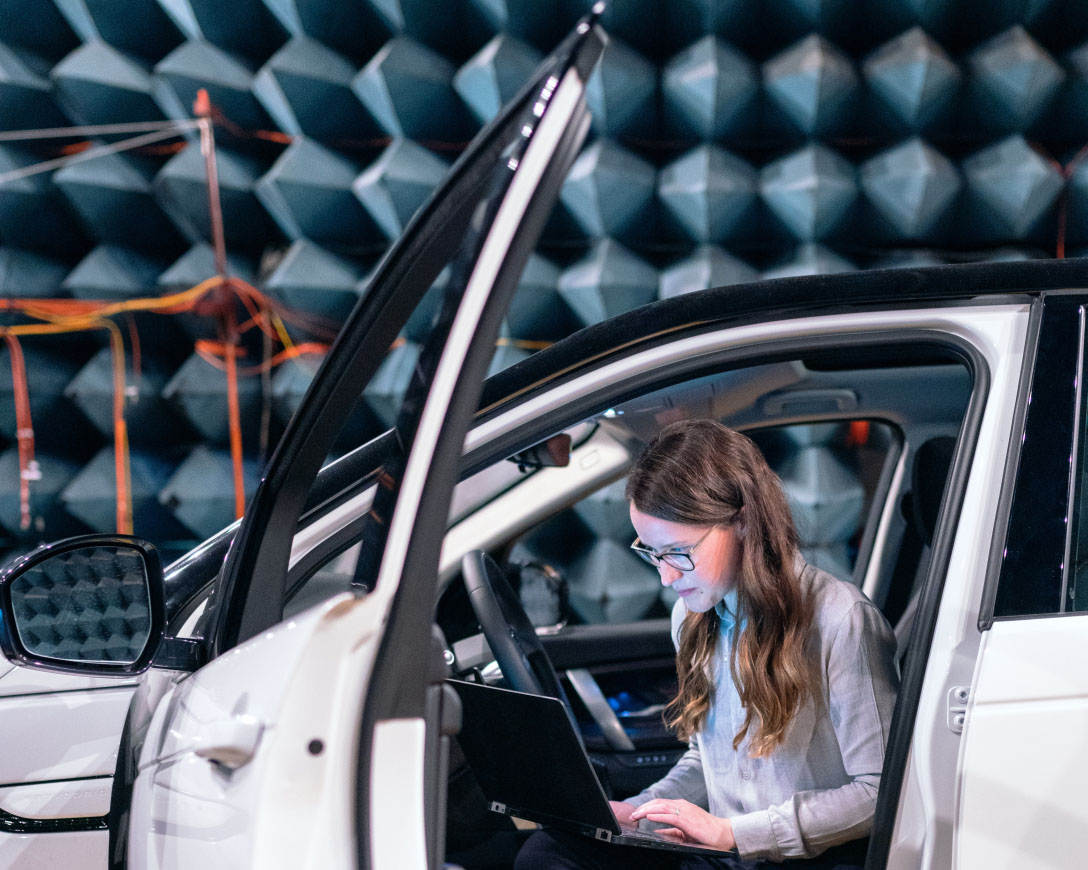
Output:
top-left (1, 332), bottom-right (36, 531)
top-left (1034, 141), bottom-right (1088, 260)
top-left (195, 93), bottom-right (247, 518)
top-left (124, 314), bottom-right (142, 382)
top-left (223, 330), bottom-right (245, 520)
top-left (195, 340), bottom-right (328, 375)
top-left (106, 324), bottom-right (133, 534)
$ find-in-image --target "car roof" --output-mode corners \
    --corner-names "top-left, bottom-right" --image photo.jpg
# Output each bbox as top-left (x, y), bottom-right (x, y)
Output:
top-left (481, 257), bottom-right (1088, 413)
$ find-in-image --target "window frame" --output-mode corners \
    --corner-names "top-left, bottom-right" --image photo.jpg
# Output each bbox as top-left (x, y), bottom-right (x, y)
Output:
top-left (982, 293), bottom-right (1088, 624)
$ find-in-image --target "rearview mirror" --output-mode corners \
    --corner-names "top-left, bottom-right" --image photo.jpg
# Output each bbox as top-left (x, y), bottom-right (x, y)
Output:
top-left (508, 433), bottom-right (572, 472)
top-left (0, 535), bottom-right (166, 677)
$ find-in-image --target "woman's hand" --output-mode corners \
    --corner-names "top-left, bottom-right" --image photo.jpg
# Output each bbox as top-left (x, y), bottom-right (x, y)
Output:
top-left (629, 799), bottom-right (736, 851)
top-left (609, 801), bottom-right (637, 825)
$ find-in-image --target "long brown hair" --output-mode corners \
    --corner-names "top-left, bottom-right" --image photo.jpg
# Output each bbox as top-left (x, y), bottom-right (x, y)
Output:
top-left (625, 420), bottom-right (814, 757)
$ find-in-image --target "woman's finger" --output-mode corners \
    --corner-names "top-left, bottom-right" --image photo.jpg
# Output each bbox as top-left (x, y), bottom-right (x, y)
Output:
top-left (644, 810), bottom-right (691, 828)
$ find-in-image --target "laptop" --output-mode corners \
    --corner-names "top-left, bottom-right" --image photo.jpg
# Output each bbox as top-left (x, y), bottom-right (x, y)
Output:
top-left (449, 678), bottom-right (737, 857)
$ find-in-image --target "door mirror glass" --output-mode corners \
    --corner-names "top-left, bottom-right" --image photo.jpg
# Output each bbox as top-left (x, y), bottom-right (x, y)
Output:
top-left (0, 536), bottom-right (165, 676)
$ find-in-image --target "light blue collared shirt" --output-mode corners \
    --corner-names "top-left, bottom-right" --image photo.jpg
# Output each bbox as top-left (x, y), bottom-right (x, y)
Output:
top-left (625, 562), bottom-right (899, 861)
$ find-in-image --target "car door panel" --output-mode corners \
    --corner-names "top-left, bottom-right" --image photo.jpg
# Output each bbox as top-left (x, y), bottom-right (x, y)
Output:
top-left (957, 614), bottom-right (1088, 868)
top-left (129, 591), bottom-right (386, 870)
top-left (950, 298), bottom-right (1088, 869)
top-left (539, 619), bottom-right (672, 669)
top-left (0, 667), bottom-right (137, 695)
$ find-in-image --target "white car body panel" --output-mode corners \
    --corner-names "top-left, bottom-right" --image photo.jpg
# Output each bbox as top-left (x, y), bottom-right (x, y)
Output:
top-left (0, 778), bottom-right (111, 819)
top-left (370, 719), bottom-right (427, 870)
top-left (0, 829), bottom-right (108, 870)
top-left (957, 613), bottom-right (1088, 868)
top-left (0, 687), bottom-right (134, 784)
top-left (0, 667), bottom-right (137, 696)
top-left (130, 587), bottom-right (394, 870)
top-left (0, 615), bottom-right (142, 869)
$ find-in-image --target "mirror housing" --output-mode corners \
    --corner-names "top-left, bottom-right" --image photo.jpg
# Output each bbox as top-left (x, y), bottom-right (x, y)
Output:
top-left (512, 560), bottom-right (569, 634)
top-left (0, 535), bottom-right (166, 677)
top-left (509, 433), bottom-right (572, 472)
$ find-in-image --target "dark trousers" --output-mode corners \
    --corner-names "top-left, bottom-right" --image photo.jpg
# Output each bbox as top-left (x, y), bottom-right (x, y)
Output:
top-left (514, 829), bottom-right (869, 870)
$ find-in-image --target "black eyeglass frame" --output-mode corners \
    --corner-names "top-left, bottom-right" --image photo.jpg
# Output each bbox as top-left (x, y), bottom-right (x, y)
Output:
top-left (629, 526), bottom-right (716, 572)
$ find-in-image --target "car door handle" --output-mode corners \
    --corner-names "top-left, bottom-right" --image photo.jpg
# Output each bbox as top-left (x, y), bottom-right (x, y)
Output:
top-left (194, 715), bottom-right (264, 769)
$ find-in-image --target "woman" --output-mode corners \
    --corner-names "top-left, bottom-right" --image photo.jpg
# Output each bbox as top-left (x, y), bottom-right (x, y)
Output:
top-left (516, 419), bottom-right (899, 869)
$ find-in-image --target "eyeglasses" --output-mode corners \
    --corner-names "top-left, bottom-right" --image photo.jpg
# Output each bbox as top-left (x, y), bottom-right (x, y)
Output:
top-left (630, 527), bottom-right (715, 572)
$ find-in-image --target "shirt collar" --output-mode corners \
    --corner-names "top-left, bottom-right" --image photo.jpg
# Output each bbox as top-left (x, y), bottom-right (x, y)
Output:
top-left (714, 588), bottom-right (739, 627)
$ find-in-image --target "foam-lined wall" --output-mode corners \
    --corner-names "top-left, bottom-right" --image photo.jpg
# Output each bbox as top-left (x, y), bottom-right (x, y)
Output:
top-left (0, 0), bottom-right (1083, 568)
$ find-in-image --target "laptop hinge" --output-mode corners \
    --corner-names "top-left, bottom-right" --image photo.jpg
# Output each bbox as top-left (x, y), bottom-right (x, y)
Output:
top-left (489, 802), bottom-right (507, 815)
top-left (595, 828), bottom-right (612, 842)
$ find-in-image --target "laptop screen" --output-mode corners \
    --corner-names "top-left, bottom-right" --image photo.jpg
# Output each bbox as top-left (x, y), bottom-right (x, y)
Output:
top-left (450, 679), bottom-right (620, 835)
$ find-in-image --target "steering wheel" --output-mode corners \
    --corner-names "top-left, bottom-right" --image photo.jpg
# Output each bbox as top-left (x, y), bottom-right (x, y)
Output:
top-left (461, 550), bottom-right (571, 707)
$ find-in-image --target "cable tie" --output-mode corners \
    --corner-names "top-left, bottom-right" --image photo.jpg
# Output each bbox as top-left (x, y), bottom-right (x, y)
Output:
top-left (15, 428), bottom-right (34, 438)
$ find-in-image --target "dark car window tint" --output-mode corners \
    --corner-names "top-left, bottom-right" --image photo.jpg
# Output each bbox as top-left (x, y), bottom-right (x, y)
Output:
top-left (993, 298), bottom-right (1081, 619)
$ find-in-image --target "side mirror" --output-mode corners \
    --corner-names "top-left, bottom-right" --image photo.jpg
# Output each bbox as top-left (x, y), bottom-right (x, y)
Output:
top-left (0, 535), bottom-right (166, 677)
top-left (513, 561), bottom-right (569, 634)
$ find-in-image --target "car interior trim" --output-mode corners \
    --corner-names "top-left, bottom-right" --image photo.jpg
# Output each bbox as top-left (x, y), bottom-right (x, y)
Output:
top-left (860, 442), bottom-right (909, 605)
top-left (464, 306), bottom-right (1015, 469)
top-left (565, 668), bottom-right (636, 752)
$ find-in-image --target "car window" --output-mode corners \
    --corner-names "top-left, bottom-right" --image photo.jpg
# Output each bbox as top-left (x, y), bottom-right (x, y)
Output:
top-left (504, 420), bottom-right (895, 629)
top-left (750, 421), bottom-right (893, 582)
top-left (992, 296), bottom-right (1082, 619)
top-left (291, 342), bottom-right (971, 646)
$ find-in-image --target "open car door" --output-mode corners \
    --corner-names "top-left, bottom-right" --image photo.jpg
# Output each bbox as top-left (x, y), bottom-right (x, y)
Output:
top-left (111, 12), bottom-right (606, 870)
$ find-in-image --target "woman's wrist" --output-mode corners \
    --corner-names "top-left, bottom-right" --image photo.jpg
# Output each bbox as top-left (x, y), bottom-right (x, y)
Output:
top-left (715, 817), bottom-right (736, 852)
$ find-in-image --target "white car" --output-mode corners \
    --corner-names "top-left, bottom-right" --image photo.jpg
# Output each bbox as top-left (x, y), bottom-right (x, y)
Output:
top-left (3, 9), bottom-right (1088, 870)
